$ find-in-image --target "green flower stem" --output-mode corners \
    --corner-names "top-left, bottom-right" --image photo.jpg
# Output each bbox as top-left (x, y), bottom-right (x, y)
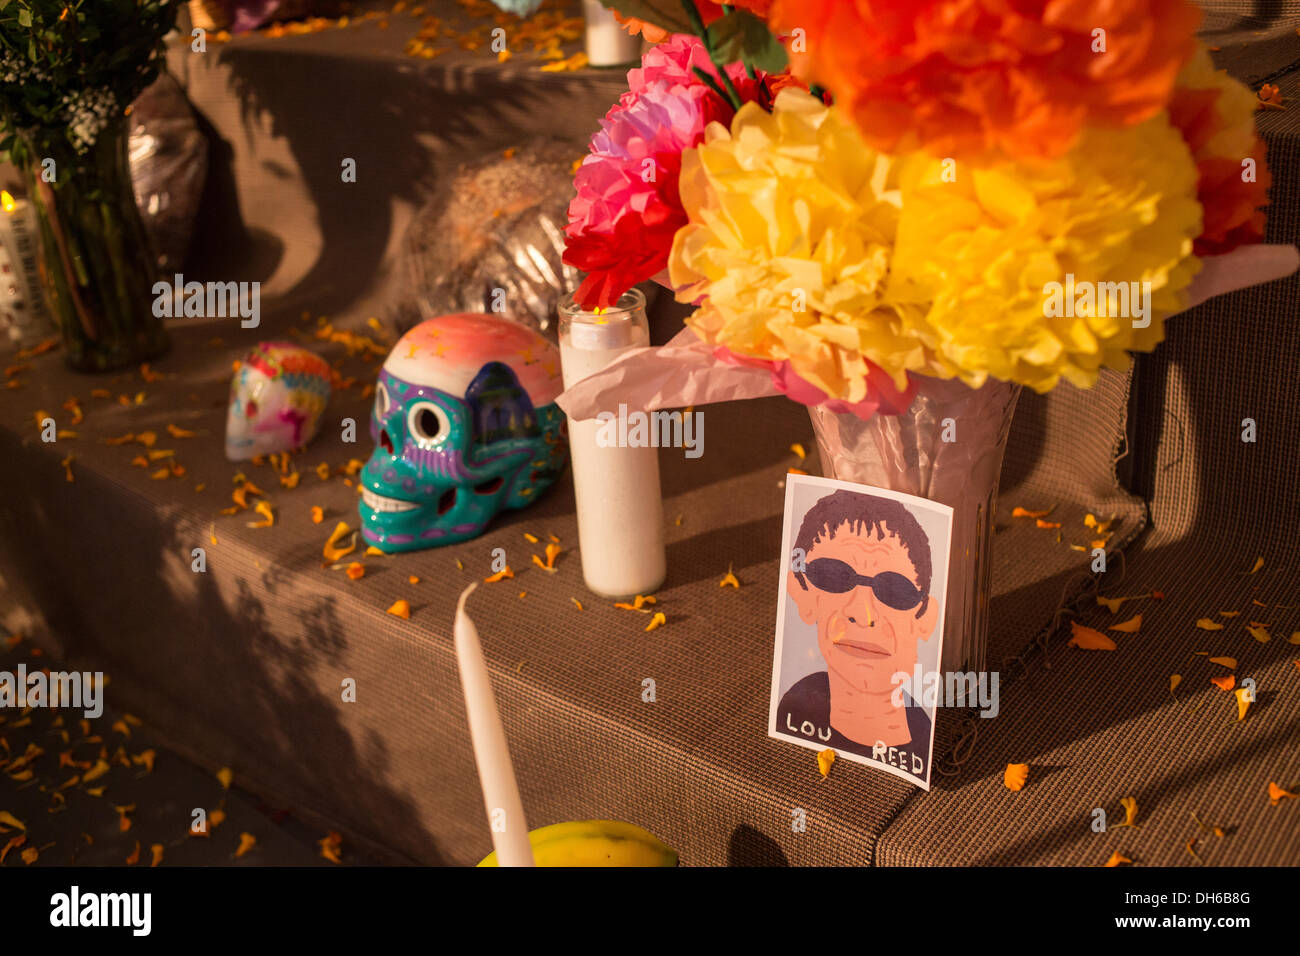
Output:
top-left (714, 56), bottom-right (743, 110)
top-left (681, 0), bottom-right (709, 37)
top-left (22, 120), bottom-right (167, 370)
top-left (33, 174), bottom-right (99, 345)
top-left (681, 0), bottom-right (742, 110)
top-left (101, 201), bottom-right (135, 339)
top-left (691, 66), bottom-right (733, 107)
top-left (31, 191), bottom-right (79, 344)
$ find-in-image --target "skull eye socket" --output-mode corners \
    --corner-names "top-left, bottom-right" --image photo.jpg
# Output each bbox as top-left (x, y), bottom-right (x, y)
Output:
top-left (407, 401), bottom-right (451, 449)
top-left (374, 383), bottom-right (391, 421)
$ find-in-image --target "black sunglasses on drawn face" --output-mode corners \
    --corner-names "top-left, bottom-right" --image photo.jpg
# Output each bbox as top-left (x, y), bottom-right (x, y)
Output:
top-left (802, 558), bottom-right (925, 612)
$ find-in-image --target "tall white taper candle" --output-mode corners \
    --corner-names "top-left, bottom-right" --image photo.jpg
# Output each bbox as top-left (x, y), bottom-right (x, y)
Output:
top-left (454, 582), bottom-right (535, 867)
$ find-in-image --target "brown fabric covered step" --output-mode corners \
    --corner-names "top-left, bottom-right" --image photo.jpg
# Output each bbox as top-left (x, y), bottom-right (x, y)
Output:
top-left (876, 282), bottom-right (1300, 864)
top-left (0, 1), bottom-right (1191, 865)
top-left (0, 302), bottom-right (1136, 864)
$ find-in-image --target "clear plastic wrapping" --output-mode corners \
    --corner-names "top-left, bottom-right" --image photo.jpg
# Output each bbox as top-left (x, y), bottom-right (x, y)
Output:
top-left (128, 71), bottom-right (208, 272)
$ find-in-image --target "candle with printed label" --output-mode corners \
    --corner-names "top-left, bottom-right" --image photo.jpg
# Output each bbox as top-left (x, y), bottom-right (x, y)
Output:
top-left (0, 190), bottom-right (49, 345)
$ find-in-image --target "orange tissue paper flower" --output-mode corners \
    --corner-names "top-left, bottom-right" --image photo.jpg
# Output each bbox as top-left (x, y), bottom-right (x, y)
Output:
top-left (769, 0), bottom-right (1203, 161)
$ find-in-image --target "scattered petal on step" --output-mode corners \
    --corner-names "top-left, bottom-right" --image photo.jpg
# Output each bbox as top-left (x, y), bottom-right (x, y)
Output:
top-left (818, 749), bottom-right (836, 779)
top-left (1110, 614), bottom-right (1142, 633)
top-left (1068, 622), bottom-right (1116, 650)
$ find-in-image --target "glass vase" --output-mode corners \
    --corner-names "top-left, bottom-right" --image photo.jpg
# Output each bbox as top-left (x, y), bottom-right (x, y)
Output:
top-left (21, 119), bottom-right (168, 372)
top-left (808, 376), bottom-right (1021, 674)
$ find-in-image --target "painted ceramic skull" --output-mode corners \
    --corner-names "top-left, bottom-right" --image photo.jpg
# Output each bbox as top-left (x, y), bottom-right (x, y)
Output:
top-left (359, 313), bottom-right (567, 551)
top-left (225, 342), bottom-right (332, 461)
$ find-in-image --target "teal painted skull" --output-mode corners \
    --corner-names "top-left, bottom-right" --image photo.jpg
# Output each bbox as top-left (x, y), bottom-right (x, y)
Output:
top-left (359, 313), bottom-right (567, 551)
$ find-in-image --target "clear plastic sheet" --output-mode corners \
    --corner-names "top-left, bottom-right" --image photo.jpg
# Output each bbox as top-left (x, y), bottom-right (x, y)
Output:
top-left (809, 378), bottom-right (1021, 675)
top-left (400, 140), bottom-right (586, 343)
top-left (129, 72), bottom-right (208, 272)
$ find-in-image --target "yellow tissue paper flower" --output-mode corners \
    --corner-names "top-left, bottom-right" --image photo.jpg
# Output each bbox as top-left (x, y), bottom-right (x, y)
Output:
top-left (669, 89), bottom-right (1204, 398)
top-left (669, 89), bottom-right (932, 402)
top-left (891, 114), bottom-right (1203, 393)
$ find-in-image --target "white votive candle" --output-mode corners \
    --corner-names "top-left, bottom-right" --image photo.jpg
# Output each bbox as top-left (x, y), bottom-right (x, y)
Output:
top-left (559, 289), bottom-right (667, 599)
top-left (582, 0), bottom-right (642, 67)
top-left (454, 583), bottom-right (535, 867)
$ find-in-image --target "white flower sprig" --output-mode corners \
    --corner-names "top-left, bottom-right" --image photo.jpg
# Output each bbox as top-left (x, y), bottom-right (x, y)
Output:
top-left (60, 87), bottom-right (119, 154)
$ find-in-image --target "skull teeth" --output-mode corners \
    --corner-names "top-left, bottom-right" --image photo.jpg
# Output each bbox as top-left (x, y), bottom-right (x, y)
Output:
top-left (362, 488), bottom-right (419, 513)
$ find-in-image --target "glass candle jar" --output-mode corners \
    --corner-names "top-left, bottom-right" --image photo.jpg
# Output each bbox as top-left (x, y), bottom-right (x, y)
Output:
top-left (581, 0), bottom-right (642, 67)
top-left (558, 289), bottom-right (667, 599)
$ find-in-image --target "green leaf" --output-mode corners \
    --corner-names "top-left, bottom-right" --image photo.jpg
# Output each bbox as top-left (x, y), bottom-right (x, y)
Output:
top-left (705, 9), bottom-right (787, 74)
top-left (594, 0), bottom-right (692, 37)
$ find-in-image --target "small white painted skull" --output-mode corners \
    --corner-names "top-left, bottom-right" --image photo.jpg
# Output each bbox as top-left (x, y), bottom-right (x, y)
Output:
top-left (225, 342), bottom-right (332, 461)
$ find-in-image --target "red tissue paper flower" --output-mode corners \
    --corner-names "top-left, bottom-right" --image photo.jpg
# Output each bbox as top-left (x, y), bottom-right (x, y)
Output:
top-left (564, 35), bottom-right (764, 310)
top-left (1168, 44), bottom-right (1271, 255)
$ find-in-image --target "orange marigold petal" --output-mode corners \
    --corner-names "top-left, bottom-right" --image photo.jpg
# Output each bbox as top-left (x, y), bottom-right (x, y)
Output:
top-left (1067, 621), bottom-right (1116, 650)
top-left (817, 748), bottom-right (836, 778)
top-left (1268, 781), bottom-right (1298, 805)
